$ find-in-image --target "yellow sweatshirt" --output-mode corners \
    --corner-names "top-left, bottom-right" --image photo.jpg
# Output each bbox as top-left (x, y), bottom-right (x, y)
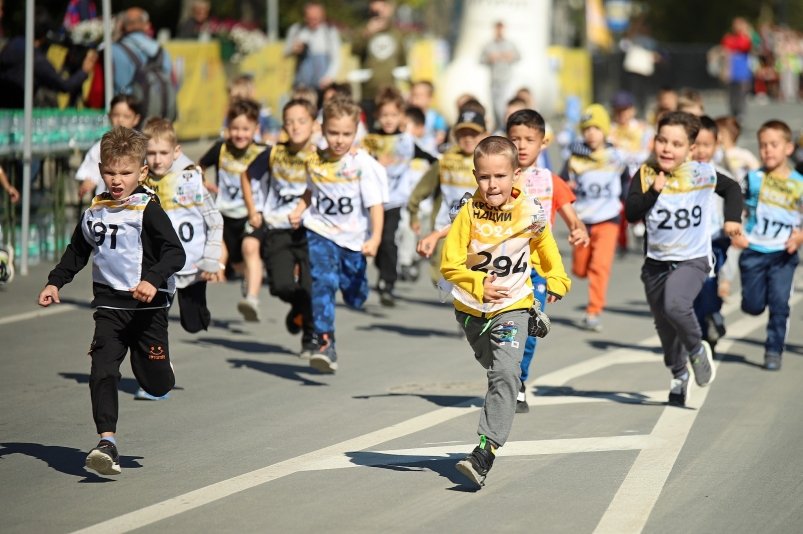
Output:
top-left (440, 187), bottom-right (571, 317)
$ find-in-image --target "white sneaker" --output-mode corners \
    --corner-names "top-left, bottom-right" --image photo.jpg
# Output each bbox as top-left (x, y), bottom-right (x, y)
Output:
top-left (581, 314), bottom-right (603, 332)
top-left (0, 247), bottom-right (14, 285)
top-left (237, 296), bottom-right (260, 322)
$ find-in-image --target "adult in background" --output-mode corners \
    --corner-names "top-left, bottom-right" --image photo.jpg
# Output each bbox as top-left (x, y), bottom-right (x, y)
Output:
top-left (0, 7), bottom-right (97, 109)
top-left (721, 17), bottom-right (753, 120)
top-left (176, 0), bottom-right (212, 40)
top-left (480, 21), bottom-right (520, 131)
top-left (352, 0), bottom-right (406, 126)
top-left (284, 2), bottom-right (341, 92)
top-left (112, 8), bottom-right (172, 96)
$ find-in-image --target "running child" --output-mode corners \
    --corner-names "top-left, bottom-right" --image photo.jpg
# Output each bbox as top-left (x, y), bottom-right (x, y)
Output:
top-left (361, 86), bottom-right (437, 306)
top-left (736, 119), bottom-right (803, 371)
top-left (441, 136), bottom-right (570, 488)
top-left (241, 99), bottom-right (318, 356)
top-left (507, 108), bottom-right (589, 413)
top-left (563, 104), bottom-right (627, 332)
top-left (198, 99), bottom-right (267, 321)
top-left (625, 111), bottom-right (743, 406)
top-left (410, 103), bottom-right (488, 282)
top-left (408, 80), bottom-right (448, 147)
top-left (38, 126), bottom-right (185, 475)
top-left (288, 97), bottom-right (388, 374)
top-left (142, 118), bottom-right (224, 334)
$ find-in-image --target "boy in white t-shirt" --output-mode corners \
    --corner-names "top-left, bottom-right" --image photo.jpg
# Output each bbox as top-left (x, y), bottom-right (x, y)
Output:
top-left (289, 97), bottom-right (388, 374)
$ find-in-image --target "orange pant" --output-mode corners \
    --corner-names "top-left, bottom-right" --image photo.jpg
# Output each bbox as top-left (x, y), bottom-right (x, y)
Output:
top-left (572, 221), bottom-right (619, 315)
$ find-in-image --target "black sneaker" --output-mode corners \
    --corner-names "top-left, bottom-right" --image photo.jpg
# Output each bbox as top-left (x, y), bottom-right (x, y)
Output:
top-left (689, 341), bottom-right (716, 387)
top-left (668, 373), bottom-right (690, 407)
top-left (764, 353), bottom-right (782, 371)
top-left (377, 280), bottom-right (396, 307)
top-left (299, 333), bottom-right (318, 358)
top-left (705, 313), bottom-right (727, 345)
top-left (309, 333), bottom-right (337, 373)
top-left (516, 382), bottom-right (529, 413)
top-left (85, 439), bottom-right (121, 475)
top-left (285, 308), bottom-right (303, 335)
top-left (455, 443), bottom-right (495, 488)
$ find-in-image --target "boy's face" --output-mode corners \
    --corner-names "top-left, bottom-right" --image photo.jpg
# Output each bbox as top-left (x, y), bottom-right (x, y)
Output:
top-left (658, 92), bottom-right (678, 111)
top-left (409, 84), bottom-right (431, 109)
top-left (758, 128), bottom-right (794, 172)
top-left (693, 129), bottom-right (717, 163)
top-left (474, 153), bottom-right (519, 207)
top-left (99, 155), bottom-right (147, 200)
top-left (377, 102), bottom-right (403, 134)
top-left (613, 106), bottom-right (635, 125)
top-left (146, 137), bottom-right (180, 177)
top-left (109, 102), bottom-right (140, 129)
top-left (507, 124), bottom-right (544, 169)
top-left (228, 114), bottom-right (258, 150)
top-left (654, 124), bottom-right (693, 172)
top-left (717, 128), bottom-right (734, 147)
top-left (283, 104), bottom-right (314, 148)
top-left (324, 114), bottom-right (358, 158)
top-left (455, 128), bottom-right (484, 155)
top-left (406, 120), bottom-right (425, 138)
top-left (582, 126), bottom-right (606, 150)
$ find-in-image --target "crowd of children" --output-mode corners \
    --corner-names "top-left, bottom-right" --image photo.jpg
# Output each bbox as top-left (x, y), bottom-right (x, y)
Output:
top-left (22, 78), bottom-right (803, 490)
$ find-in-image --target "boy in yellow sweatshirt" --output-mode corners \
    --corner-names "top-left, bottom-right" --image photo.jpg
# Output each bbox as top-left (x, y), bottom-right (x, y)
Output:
top-left (441, 136), bottom-right (571, 489)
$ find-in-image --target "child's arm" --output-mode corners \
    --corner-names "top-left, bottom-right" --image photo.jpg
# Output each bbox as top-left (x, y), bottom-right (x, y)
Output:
top-left (288, 189), bottom-right (311, 229)
top-left (407, 161), bottom-right (440, 234)
top-left (197, 141), bottom-right (223, 194)
top-left (240, 170), bottom-right (262, 229)
top-left (625, 168), bottom-right (663, 222)
top-left (714, 171), bottom-right (745, 240)
top-left (417, 225), bottom-right (450, 258)
top-left (440, 207), bottom-right (487, 301)
top-left (531, 225), bottom-right (571, 303)
top-left (557, 204), bottom-right (590, 247)
top-left (362, 203), bottom-right (384, 257)
top-left (39, 220), bottom-right (94, 306)
top-left (197, 187), bottom-right (225, 281)
top-left (135, 202), bottom-right (186, 303)
top-left (0, 166), bottom-right (19, 203)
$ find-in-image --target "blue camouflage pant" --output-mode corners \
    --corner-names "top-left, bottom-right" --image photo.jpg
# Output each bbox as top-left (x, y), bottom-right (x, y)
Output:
top-left (308, 231), bottom-right (369, 335)
top-left (519, 270), bottom-right (548, 382)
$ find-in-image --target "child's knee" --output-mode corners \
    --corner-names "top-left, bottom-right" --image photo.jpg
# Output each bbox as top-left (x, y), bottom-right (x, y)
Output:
top-left (741, 299), bottom-right (765, 316)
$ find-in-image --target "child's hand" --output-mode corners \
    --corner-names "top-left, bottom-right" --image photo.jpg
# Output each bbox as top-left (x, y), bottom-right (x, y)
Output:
top-left (652, 171), bottom-right (667, 193)
top-left (482, 273), bottom-right (508, 303)
top-left (204, 181), bottom-right (219, 195)
top-left (569, 226), bottom-right (590, 247)
top-left (410, 218), bottom-right (421, 235)
top-left (6, 185), bottom-right (20, 204)
top-left (785, 229), bottom-right (802, 254)
top-left (78, 179), bottom-right (96, 199)
top-left (416, 232), bottom-right (440, 258)
top-left (288, 209), bottom-right (303, 229)
top-left (718, 279), bottom-right (731, 299)
top-left (248, 211), bottom-right (263, 230)
top-left (130, 281), bottom-right (157, 303)
top-left (38, 285), bottom-right (60, 307)
top-left (724, 221), bottom-right (743, 238)
top-left (362, 238), bottom-right (380, 257)
top-left (730, 234), bottom-right (750, 249)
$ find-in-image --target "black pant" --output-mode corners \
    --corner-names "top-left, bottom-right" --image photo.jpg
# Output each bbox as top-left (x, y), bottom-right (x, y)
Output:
top-left (177, 281), bottom-right (210, 333)
top-left (264, 227), bottom-right (313, 334)
top-left (375, 207), bottom-right (401, 288)
top-left (89, 308), bottom-right (175, 433)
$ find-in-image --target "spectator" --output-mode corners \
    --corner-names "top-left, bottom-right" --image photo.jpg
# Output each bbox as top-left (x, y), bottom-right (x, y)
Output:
top-left (111, 8), bottom-right (172, 97)
top-left (721, 17), bottom-right (753, 120)
top-left (352, 0), bottom-right (406, 124)
top-left (284, 2), bottom-right (341, 91)
top-left (0, 8), bottom-right (97, 109)
top-left (620, 18), bottom-right (659, 117)
top-left (480, 21), bottom-right (520, 131)
top-left (176, 0), bottom-right (212, 40)
top-left (63, 0), bottom-right (97, 30)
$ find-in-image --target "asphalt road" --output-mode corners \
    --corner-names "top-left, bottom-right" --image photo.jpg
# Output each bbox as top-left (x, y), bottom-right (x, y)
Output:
top-left (2, 96), bottom-right (803, 533)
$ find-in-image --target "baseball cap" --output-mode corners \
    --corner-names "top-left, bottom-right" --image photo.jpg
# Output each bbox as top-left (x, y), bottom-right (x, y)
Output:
top-left (611, 90), bottom-right (635, 110)
top-left (579, 104), bottom-right (611, 135)
top-left (454, 108), bottom-right (487, 133)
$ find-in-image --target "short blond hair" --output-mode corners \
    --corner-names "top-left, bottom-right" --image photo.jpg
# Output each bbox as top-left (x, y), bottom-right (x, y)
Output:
top-left (100, 126), bottom-right (148, 165)
top-left (474, 135), bottom-right (518, 170)
top-left (142, 117), bottom-right (178, 147)
top-left (322, 97), bottom-right (361, 126)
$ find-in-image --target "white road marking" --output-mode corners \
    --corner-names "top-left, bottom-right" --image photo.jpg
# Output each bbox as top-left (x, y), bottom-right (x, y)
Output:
top-left (593, 295), bottom-right (799, 534)
top-left (0, 303), bottom-right (80, 326)
top-left (72, 296), bottom-right (782, 534)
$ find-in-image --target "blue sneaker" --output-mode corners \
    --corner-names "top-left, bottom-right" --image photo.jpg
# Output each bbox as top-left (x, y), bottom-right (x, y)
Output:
top-left (134, 388), bottom-right (170, 401)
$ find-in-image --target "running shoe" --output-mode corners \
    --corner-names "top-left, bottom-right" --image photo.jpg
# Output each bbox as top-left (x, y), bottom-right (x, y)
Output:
top-left (237, 297), bottom-right (260, 322)
top-left (668, 372), bottom-right (690, 407)
top-left (455, 441), bottom-right (495, 489)
top-left (85, 439), bottom-right (121, 475)
top-left (581, 314), bottom-right (603, 332)
top-left (299, 333), bottom-right (318, 358)
top-left (689, 341), bottom-right (715, 386)
top-left (0, 247), bottom-right (14, 285)
top-left (309, 333), bottom-right (337, 373)
top-left (134, 387), bottom-right (170, 400)
top-left (764, 352), bottom-right (782, 371)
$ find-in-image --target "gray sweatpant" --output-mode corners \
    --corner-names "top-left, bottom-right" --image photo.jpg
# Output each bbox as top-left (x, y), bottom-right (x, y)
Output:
top-left (641, 256), bottom-right (709, 377)
top-left (456, 308), bottom-right (529, 447)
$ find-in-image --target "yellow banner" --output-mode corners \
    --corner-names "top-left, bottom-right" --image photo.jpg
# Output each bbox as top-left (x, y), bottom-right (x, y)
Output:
top-left (238, 42), bottom-right (295, 120)
top-left (547, 46), bottom-right (593, 112)
top-left (164, 40), bottom-right (229, 139)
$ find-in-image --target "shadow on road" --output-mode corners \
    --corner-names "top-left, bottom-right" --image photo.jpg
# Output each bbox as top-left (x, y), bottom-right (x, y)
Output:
top-left (227, 358), bottom-right (328, 386)
top-left (716, 351), bottom-right (767, 369)
top-left (345, 451), bottom-right (480, 492)
top-left (0, 442), bottom-right (142, 482)
top-left (393, 294), bottom-right (452, 309)
top-left (355, 323), bottom-right (461, 338)
top-left (353, 392), bottom-right (483, 407)
top-left (189, 337), bottom-right (295, 356)
top-left (599, 305), bottom-right (652, 318)
top-left (58, 373), bottom-right (185, 396)
top-left (533, 385), bottom-right (664, 406)
top-left (730, 338), bottom-right (803, 356)
top-left (585, 339), bottom-right (663, 353)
